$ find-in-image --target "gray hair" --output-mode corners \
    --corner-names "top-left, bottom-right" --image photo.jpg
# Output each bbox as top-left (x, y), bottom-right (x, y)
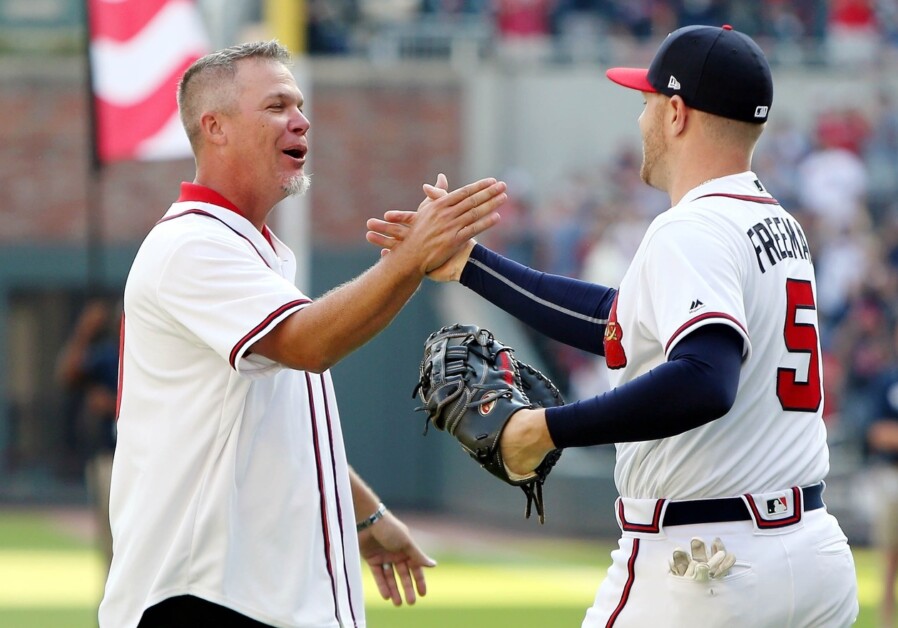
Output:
top-left (177, 40), bottom-right (292, 150)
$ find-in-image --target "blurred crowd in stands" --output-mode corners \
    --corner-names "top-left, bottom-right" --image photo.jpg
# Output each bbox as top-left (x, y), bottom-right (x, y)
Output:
top-left (306, 0), bottom-right (898, 67)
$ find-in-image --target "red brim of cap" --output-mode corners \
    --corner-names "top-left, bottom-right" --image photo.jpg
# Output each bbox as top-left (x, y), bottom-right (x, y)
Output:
top-left (606, 67), bottom-right (655, 92)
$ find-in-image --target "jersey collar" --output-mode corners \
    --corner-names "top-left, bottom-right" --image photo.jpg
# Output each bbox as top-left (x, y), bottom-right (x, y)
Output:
top-left (177, 182), bottom-right (242, 213)
top-left (168, 183), bottom-right (287, 269)
top-left (677, 171), bottom-right (771, 207)
top-left (176, 182), bottom-right (278, 249)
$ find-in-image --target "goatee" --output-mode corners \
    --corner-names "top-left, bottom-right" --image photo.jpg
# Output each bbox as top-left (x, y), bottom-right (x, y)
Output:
top-left (285, 174), bottom-right (311, 196)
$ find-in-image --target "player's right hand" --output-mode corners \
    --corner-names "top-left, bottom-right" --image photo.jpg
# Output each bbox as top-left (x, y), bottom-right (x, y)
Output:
top-left (365, 174), bottom-right (485, 282)
top-left (403, 175), bottom-right (504, 275)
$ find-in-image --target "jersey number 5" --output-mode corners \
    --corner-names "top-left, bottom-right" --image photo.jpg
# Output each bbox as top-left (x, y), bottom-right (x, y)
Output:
top-left (777, 278), bottom-right (822, 412)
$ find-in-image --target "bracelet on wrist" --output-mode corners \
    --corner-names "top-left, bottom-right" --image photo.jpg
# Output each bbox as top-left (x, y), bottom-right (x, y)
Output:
top-left (356, 502), bottom-right (387, 532)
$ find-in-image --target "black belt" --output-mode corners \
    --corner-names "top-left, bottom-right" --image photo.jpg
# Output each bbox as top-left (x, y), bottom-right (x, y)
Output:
top-left (663, 483), bottom-right (825, 527)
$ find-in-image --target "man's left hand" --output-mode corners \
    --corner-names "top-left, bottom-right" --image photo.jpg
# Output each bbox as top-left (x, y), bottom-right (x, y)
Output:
top-left (358, 511), bottom-right (437, 606)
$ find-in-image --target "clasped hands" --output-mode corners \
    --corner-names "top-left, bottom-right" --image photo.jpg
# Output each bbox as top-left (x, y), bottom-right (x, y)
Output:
top-left (669, 537), bottom-right (736, 581)
top-left (365, 173), bottom-right (503, 280)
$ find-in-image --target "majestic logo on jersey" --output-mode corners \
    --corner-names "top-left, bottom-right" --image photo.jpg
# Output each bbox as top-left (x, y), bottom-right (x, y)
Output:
top-left (668, 75), bottom-right (681, 90)
top-left (689, 299), bottom-right (705, 313)
top-left (604, 294), bottom-right (628, 369)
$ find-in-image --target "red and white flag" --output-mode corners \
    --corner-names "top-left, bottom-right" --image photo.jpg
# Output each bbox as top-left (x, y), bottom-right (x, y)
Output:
top-left (87, 0), bottom-right (210, 164)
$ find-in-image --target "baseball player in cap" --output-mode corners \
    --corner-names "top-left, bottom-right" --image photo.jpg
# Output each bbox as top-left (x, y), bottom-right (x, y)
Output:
top-left (368, 24), bottom-right (859, 626)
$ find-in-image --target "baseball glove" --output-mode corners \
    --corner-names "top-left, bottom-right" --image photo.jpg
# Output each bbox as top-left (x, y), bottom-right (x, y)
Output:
top-left (413, 323), bottom-right (564, 523)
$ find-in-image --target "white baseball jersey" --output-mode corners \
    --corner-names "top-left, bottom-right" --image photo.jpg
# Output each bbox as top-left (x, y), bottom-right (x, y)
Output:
top-left (606, 171), bottom-right (829, 499)
top-left (99, 184), bottom-right (365, 628)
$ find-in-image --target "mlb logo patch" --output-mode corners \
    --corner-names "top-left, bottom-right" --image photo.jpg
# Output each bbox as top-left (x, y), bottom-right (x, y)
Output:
top-left (767, 495), bottom-right (788, 515)
top-left (744, 487), bottom-right (803, 530)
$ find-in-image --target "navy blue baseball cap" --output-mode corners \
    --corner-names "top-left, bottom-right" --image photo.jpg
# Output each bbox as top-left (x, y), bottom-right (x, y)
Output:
top-left (606, 24), bottom-right (773, 124)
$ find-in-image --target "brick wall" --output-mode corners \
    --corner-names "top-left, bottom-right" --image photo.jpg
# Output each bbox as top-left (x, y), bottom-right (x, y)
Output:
top-left (0, 56), bottom-right (463, 246)
top-left (310, 81), bottom-right (462, 244)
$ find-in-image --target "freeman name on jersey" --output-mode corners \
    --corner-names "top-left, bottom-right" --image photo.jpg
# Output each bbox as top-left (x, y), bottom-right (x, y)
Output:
top-left (746, 214), bottom-right (812, 273)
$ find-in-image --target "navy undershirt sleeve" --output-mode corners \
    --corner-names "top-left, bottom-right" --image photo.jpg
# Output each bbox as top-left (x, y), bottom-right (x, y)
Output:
top-left (545, 324), bottom-right (744, 448)
top-left (460, 244), bottom-right (616, 355)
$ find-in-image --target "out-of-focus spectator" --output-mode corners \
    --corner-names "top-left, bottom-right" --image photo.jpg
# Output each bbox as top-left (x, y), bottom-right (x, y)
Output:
top-left (762, 0), bottom-right (807, 64)
top-left (55, 299), bottom-right (120, 575)
top-left (494, 0), bottom-right (551, 38)
top-left (821, 349), bottom-right (846, 424)
top-left (828, 0), bottom-right (880, 65)
top-left (759, 0), bottom-right (830, 64)
top-left (832, 291), bottom-right (894, 433)
top-left (877, 0), bottom-right (898, 53)
top-left (797, 112), bottom-right (870, 234)
top-left (815, 221), bottom-right (878, 323)
top-left (571, 209), bottom-right (648, 399)
top-left (421, 0), bottom-right (489, 14)
top-left (549, 0), bottom-right (610, 63)
top-left (604, 144), bottom-right (669, 219)
top-left (816, 107), bottom-right (871, 155)
top-left (792, 108), bottom-right (873, 333)
top-left (307, 0), bottom-right (357, 54)
top-left (607, 0), bottom-right (657, 41)
top-left (535, 169), bottom-right (598, 277)
top-left (879, 210), bottom-right (898, 277)
top-left (481, 167), bottom-right (538, 266)
top-left (864, 90), bottom-right (898, 217)
top-left (675, 0), bottom-right (729, 28)
top-left (580, 216), bottom-right (645, 288)
top-left (863, 319), bottom-right (898, 628)
top-left (360, 0), bottom-right (419, 24)
top-left (494, 0), bottom-right (554, 62)
top-left (753, 115), bottom-right (810, 208)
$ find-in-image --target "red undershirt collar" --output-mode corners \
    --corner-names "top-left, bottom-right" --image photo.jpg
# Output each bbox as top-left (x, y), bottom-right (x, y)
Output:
top-left (178, 182), bottom-right (275, 247)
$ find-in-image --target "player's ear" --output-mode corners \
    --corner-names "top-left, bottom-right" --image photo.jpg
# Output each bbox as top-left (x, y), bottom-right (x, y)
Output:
top-left (200, 111), bottom-right (227, 146)
top-left (668, 95), bottom-right (688, 137)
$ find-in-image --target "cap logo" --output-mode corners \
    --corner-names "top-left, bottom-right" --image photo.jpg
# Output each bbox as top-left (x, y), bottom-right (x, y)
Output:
top-left (668, 76), bottom-right (681, 90)
top-left (754, 106), bottom-right (769, 118)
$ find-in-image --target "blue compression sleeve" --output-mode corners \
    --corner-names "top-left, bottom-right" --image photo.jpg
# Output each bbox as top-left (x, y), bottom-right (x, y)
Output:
top-left (545, 324), bottom-right (744, 448)
top-left (460, 244), bottom-right (616, 355)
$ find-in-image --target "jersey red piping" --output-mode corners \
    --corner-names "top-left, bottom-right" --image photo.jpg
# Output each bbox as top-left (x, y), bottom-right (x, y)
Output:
top-left (664, 312), bottom-right (747, 355)
top-left (618, 498), bottom-right (665, 533)
top-left (320, 374), bottom-right (359, 626)
top-left (606, 538), bottom-right (639, 627)
top-left (228, 299), bottom-right (310, 369)
top-left (306, 373), bottom-right (342, 625)
top-left (157, 209), bottom-right (271, 268)
top-left (159, 210), bottom-right (309, 370)
top-left (175, 182), bottom-right (280, 255)
top-left (694, 192), bottom-right (780, 205)
top-left (743, 486), bottom-right (804, 528)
